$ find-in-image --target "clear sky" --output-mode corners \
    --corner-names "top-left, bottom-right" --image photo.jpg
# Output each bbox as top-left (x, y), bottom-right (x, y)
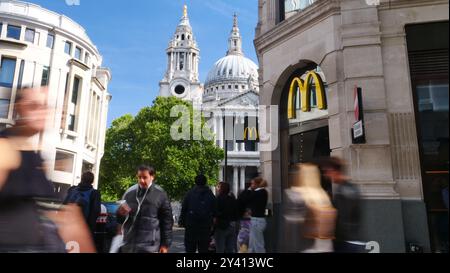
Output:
top-left (25, 0), bottom-right (259, 126)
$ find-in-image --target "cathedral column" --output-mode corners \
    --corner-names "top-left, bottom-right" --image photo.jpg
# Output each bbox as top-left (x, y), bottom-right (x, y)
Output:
top-left (233, 166), bottom-right (239, 197)
top-left (219, 116), bottom-right (224, 149)
top-left (186, 52), bottom-right (190, 72)
top-left (169, 52), bottom-right (173, 76)
top-left (240, 115), bottom-right (245, 152)
top-left (219, 167), bottom-right (224, 182)
top-left (240, 166), bottom-right (246, 193)
top-left (175, 52), bottom-right (178, 70)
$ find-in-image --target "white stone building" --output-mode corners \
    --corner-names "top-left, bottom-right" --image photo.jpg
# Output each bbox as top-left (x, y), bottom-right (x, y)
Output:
top-left (203, 15), bottom-right (261, 197)
top-left (0, 1), bottom-right (111, 198)
top-left (254, 0), bottom-right (448, 252)
top-left (159, 6), bottom-right (202, 104)
top-left (160, 8), bottom-right (262, 196)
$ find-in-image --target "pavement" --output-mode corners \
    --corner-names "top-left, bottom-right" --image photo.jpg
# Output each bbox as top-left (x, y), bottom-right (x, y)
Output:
top-left (169, 226), bottom-right (186, 253)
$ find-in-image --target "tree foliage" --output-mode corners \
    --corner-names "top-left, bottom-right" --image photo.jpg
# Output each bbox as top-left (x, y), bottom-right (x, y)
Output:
top-left (99, 97), bottom-right (224, 201)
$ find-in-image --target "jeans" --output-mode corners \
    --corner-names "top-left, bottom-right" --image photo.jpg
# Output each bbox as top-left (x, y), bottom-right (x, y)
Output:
top-left (249, 217), bottom-right (266, 253)
top-left (214, 222), bottom-right (237, 253)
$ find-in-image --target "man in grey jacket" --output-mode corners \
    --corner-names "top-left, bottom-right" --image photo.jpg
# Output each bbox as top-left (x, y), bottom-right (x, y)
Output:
top-left (117, 165), bottom-right (173, 253)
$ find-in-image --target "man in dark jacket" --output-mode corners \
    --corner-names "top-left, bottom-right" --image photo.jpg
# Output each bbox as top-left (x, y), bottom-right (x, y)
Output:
top-left (214, 182), bottom-right (239, 253)
top-left (320, 157), bottom-right (363, 253)
top-left (179, 174), bottom-right (216, 253)
top-left (64, 171), bottom-right (101, 234)
top-left (117, 165), bottom-right (173, 253)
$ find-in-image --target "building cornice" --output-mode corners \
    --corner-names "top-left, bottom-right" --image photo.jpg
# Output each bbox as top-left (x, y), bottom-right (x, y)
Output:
top-left (68, 58), bottom-right (90, 71)
top-left (92, 77), bottom-right (105, 91)
top-left (0, 38), bottom-right (28, 49)
top-left (254, 0), bottom-right (341, 54)
top-left (378, 0), bottom-right (448, 10)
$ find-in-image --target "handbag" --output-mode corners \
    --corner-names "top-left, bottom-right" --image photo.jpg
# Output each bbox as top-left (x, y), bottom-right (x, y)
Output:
top-left (303, 204), bottom-right (337, 240)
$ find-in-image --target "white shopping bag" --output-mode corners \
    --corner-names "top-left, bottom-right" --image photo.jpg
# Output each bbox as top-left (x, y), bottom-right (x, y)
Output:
top-left (109, 234), bottom-right (124, 253)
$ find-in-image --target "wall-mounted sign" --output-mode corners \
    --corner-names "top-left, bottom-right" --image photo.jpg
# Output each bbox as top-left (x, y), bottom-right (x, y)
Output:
top-left (287, 71), bottom-right (327, 119)
top-left (352, 86), bottom-right (366, 144)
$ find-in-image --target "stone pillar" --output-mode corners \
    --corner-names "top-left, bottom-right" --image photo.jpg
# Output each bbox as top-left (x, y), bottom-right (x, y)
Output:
top-left (219, 167), bottom-right (224, 182)
top-left (240, 166), bottom-right (246, 193)
top-left (233, 166), bottom-right (239, 197)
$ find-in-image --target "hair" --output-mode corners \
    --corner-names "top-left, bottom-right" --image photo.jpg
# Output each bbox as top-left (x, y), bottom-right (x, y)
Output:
top-left (218, 182), bottom-right (230, 196)
top-left (319, 157), bottom-right (346, 173)
top-left (252, 177), bottom-right (267, 188)
top-left (137, 165), bottom-right (156, 176)
top-left (195, 174), bottom-right (207, 186)
top-left (80, 171), bottom-right (95, 185)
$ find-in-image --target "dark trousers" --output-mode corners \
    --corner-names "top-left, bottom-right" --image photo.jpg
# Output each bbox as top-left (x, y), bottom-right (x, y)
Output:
top-left (184, 227), bottom-right (211, 253)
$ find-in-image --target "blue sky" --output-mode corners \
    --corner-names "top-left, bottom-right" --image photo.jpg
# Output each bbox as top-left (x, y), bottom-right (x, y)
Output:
top-left (26, 0), bottom-right (259, 126)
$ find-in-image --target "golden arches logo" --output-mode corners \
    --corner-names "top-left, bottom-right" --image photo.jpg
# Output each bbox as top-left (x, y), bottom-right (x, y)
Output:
top-left (287, 71), bottom-right (327, 119)
top-left (243, 127), bottom-right (259, 141)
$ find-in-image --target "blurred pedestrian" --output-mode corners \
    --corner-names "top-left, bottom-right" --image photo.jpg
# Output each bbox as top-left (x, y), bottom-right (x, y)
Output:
top-left (64, 171), bottom-right (101, 234)
top-left (320, 157), bottom-right (363, 253)
top-left (0, 86), bottom-right (94, 253)
top-left (282, 163), bottom-right (336, 253)
top-left (116, 165), bottom-right (173, 253)
top-left (179, 174), bottom-right (216, 253)
top-left (214, 182), bottom-right (238, 253)
top-left (237, 208), bottom-right (251, 253)
top-left (246, 177), bottom-right (268, 253)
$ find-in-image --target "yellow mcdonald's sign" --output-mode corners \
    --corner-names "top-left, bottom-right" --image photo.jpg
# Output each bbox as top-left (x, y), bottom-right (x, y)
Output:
top-left (287, 71), bottom-right (327, 119)
top-left (243, 127), bottom-right (259, 141)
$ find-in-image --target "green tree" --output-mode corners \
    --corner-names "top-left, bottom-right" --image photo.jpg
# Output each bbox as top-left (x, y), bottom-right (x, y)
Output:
top-left (99, 97), bottom-right (224, 201)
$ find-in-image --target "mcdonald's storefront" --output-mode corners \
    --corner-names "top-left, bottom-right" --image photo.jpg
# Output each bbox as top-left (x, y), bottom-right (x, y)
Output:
top-left (255, 0), bottom-right (448, 253)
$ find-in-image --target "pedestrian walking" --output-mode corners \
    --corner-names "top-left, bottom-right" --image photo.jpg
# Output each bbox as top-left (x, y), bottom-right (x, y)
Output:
top-left (64, 171), bottom-right (101, 234)
top-left (179, 174), bottom-right (216, 253)
top-left (116, 165), bottom-right (173, 253)
top-left (214, 182), bottom-right (239, 253)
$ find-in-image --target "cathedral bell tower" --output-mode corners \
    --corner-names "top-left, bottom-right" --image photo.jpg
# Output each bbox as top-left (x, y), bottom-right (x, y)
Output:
top-left (159, 5), bottom-right (202, 103)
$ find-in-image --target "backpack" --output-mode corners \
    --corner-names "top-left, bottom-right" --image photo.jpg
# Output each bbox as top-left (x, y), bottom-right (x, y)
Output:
top-left (66, 187), bottom-right (94, 218)
top-left (188, 189), bottom-right (214, 223)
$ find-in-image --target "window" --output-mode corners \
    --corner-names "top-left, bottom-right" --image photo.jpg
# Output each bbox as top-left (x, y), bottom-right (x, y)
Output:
top-left (0, 58), bottom-right (17, 88)
top-left (228, 85), bottom-right (232, 89)
top-left (235, 85), bottom-right (239, 89)
top-left (47, 33), bottom-right (55, 48)
top-left (71, 77), bottom-right (80, 104)
top-left (25, 28), bottom-right (35, 43)
top-left (0, 23), bottom-right (2, 37)
top-left (68, 114), bottom-right (76, 131)
top-left (0, 99), bottom-right (10, 119)
top-left (179, 53), bottom-right (185, 70)
top-left (283, 0), bottom-right (317, 20)
top-left (65, 41), bottom-right (72, 55)
top-left (182, 34), bottom-right (185, 40)
top-left (54, 151), bottom-right (75, 173)
top-left (175, 85), bottom-right (185, 95)
top-left (75, 46), bottom-right (82, 61)
top-left (60, 73), bottom-right (70, 130)
top-left (7, 25), bottom-right (21, 40)
top-left (41, 66), bottom-right (50, 86)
